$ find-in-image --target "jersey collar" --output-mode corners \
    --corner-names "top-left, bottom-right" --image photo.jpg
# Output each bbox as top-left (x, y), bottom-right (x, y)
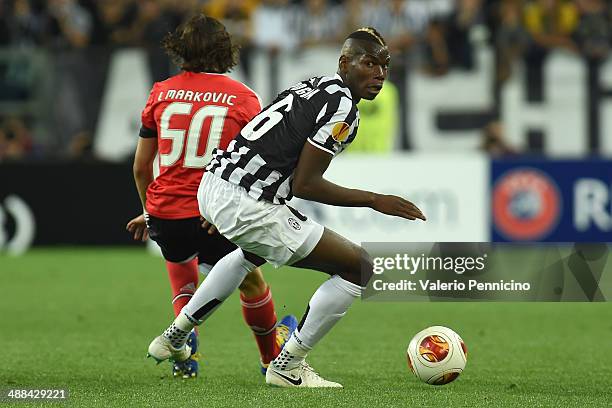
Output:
top-left (333, 73), bottom-right (354, 100)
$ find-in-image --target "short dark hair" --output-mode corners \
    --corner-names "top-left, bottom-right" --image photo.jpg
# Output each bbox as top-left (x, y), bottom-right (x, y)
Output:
top-left (162, 14), bottom-right (238, 73)
top-left (346, 27), bottom-right (386, 47)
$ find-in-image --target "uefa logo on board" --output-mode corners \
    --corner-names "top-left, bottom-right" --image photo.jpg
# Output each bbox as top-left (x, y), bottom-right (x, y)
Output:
top-left (492, 168), bottom-right (562, 241)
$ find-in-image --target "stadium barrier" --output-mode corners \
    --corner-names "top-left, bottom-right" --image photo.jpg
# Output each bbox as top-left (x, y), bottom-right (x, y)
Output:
top-left (0, 161), bottom-right (142, 254)
top-left (1, 155), bottom-right (610, 254)
top-left (290, 153), bottom-right (489, 243)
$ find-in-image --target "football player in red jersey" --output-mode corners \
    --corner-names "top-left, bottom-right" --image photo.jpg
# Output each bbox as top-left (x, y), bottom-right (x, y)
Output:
top-left (126, 14), bottom-right (297, 379)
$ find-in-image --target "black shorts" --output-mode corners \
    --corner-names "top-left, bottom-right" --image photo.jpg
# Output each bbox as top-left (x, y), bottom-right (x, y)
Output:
top-left (146, 215), bottom-right (237, 265)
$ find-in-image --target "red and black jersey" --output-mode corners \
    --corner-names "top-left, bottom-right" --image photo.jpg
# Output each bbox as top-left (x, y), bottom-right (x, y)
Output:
top-left (140, 72), bottom-right (261, 219)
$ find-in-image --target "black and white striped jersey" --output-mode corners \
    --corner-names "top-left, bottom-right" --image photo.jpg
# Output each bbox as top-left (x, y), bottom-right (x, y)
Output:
top-left (206, 73), bottom-right (360, 204)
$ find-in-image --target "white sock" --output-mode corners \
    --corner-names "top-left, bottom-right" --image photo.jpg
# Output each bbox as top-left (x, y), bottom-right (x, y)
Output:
top-left (163, 313), bottom-right (194, 349)
top-left (182, 248), bottom-right (255, 323)
top-left (272, 332), bottom-right (310, 371)
top-left (272, 275), bottom-right (361, 370)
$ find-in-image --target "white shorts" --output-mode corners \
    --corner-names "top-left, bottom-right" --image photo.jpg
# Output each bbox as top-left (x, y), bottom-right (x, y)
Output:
top-left (197, 171), bottom-right (324, 267)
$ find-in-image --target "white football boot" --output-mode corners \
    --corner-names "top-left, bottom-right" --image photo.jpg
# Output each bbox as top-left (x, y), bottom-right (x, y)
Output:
top-left (147, 335), bottom-right (191, 364)
top-left (266, 361), bottom-right (343, 388)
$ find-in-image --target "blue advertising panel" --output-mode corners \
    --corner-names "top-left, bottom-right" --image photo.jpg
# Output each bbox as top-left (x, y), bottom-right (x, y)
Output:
top-left (491, 160), bottom-right (612, 242)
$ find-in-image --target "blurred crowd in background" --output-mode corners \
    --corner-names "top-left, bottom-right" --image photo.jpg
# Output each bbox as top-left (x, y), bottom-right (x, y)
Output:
top-left (0, 0), bottom-right (611, 161)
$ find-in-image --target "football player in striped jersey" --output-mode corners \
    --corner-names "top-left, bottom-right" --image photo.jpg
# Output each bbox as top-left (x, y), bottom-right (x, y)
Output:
top-left (148, 27), bottom-right (425, 387)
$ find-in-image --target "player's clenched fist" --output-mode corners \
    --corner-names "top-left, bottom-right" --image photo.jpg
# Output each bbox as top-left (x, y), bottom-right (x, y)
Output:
top-left (370, 194), bottom-right (426, 221)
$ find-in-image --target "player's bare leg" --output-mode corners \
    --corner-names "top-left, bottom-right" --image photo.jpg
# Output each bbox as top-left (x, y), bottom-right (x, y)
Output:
top-left (265, 228), bottom-right (372, 388)
top-left (292, 228), bottom-right (373, 285)
top-left (238, 267), bottom-right (268, 298)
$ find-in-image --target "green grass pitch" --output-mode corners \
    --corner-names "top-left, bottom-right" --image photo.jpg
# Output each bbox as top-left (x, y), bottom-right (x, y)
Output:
top-left (1, 248), bottom-right (611, 407)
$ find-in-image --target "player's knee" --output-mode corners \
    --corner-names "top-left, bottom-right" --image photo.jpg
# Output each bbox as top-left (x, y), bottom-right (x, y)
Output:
top-left (341, 246), bottom-right (373, 287)
top-left (357, 247), bottom-right (374, 287)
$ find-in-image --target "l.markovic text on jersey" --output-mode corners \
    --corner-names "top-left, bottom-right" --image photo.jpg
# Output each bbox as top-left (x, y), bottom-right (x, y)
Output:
top-left (157, 89), bottom-right (238, 105)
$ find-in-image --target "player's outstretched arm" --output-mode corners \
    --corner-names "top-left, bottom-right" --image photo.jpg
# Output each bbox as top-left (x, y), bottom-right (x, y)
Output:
top-left (293, 143), bottom-right (426, 221)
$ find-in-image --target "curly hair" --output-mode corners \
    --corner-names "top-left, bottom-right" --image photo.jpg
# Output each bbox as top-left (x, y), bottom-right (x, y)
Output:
top-left (162, 14), bottom-right (239, 74)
